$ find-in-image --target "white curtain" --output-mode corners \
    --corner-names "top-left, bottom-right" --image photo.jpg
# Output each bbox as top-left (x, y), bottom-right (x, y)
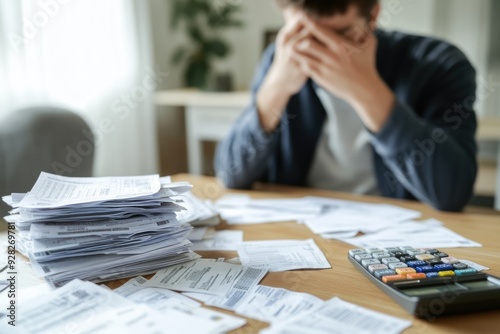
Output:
top-left (0, 0), bottom-right (159, 176)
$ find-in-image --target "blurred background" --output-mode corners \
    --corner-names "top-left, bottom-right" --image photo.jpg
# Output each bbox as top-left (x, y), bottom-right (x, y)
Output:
top-left (0, 0), bottom-right (499, 213)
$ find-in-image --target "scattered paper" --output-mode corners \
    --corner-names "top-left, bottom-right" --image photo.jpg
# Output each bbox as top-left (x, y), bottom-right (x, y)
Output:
top-left (232, 285), bottom-right (324, 323)
top-left (238, 239), bottom-right (331, 272)
top-left (191, 230), bottom-right (243, 251)
top-left (114, 276), bottom-right (246, 333)
top-left (150, 259), bottom-right (267, 296)
top-left (14, 279), bottom-right (223, 334)
top-left (337, 219), bottom-right (481, 249)
top-left (176, 191), bottom-right (220, 226)
top-left (320, 231), bottom-right (359, 239)
top-left (216, 195), bottom-right (322, 224)
top-left (261, 297), bottom-right (412, 334)
top-left (114, 276), bottom-right (201, 310)
top-left (188, 227), bottom-right (210, 241)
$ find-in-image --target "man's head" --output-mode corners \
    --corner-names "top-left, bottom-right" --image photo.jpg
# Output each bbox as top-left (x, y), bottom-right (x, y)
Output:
top-left (276, 0), bottom-right (380, 42)
top-left (276, 0), bottom-right (378, 19)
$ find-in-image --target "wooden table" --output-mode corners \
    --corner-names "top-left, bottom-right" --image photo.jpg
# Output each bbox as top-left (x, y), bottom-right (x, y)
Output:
top-left (5, 174), bottom-right (500, 333)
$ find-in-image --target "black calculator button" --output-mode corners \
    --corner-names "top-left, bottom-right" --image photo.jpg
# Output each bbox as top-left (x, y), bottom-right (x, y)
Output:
top-left (401, 256), bottom-right (417, 262)
top-left (426, 258), bottom-right (442, 266)
top-left (453, 262), bottom-right (468, 270)
top-left (435, 252), bottom-right (449, 258)
top-left (392, 252), bottom-right (406, 258)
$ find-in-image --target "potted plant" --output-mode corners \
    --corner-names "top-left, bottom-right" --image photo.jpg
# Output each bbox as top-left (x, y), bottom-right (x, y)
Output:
top-left (170, 0), bottom-right (243, 90)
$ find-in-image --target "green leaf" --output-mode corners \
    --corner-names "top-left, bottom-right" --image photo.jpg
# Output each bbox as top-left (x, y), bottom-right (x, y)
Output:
top-left (218, 19), bottom-right (244, 28)
top-left (205, 39), bottom-right (229, 58)
top-left (170, 1), bottom-right (182, 29)
top-left (185, 58), bottom-right (210, 89)
top-left (171, 47), bottom-right (187, 65)
top-left (188, 25), bottom-right (205, 44)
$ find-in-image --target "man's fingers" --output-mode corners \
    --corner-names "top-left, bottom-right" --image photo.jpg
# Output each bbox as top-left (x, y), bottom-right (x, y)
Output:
top-left (301, 16), bottom-right (348, 53)
top-left (294, 37), bottom-right (337, 66)
top-left (278, 14), bottom-right (305, 45)
top-left (291, 52), bottom-right (322, 78)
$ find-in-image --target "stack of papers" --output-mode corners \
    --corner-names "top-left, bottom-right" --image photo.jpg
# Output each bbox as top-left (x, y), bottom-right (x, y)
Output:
top-left (2, 172), bottom-right (200, 287)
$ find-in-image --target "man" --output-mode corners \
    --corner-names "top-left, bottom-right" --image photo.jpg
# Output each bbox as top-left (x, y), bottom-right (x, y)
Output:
top-left (214, 0), bottom-right (477, 212)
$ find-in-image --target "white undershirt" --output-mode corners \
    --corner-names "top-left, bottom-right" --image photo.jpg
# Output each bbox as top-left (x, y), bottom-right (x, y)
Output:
top-left (306, 85), bottom-right (378, 195)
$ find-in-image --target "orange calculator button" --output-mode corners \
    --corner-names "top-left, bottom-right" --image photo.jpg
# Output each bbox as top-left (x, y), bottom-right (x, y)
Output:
top-left (382, 274), bottom-right (407, 283)
top-left (406, 273), bottom-right (426, 280)
top-left (395, 268), bottom-right (416, 276)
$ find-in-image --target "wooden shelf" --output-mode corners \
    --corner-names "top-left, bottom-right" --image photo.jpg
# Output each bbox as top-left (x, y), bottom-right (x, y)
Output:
top-left (476, 117), bottom-right (500, 141)
top-left (475, 160), bottom-right (497, 196)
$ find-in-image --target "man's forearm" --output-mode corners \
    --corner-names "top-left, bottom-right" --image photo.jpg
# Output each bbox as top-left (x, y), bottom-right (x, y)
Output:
top-left (349, 75), bottom-right (395, 133)
top-left (256, 73), bottom-right (293, 132)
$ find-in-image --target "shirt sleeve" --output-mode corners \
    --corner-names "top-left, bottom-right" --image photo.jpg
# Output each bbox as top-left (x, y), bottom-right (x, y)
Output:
top-left (214, 45), bottom-right (279, 189)
top-left (370, 43), bottom-right (477, 211)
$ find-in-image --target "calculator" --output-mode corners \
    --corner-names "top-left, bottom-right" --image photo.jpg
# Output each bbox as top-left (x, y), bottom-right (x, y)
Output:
top-left (348, 247), bottom-right (500, 319)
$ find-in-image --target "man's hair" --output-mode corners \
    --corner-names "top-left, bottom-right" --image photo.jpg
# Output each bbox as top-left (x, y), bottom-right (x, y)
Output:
top-left (276, 0), bottom-right (378, 19)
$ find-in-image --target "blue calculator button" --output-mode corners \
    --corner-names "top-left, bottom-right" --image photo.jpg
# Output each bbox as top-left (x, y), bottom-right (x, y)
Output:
top-left (434, 264), bottom-right (454, 271)
top-left (415, 265), bottom-right (434, 273)
top-left (426, 272), bottom-right (439, 278)
top-left (406, 260), bottom-right (427, 268)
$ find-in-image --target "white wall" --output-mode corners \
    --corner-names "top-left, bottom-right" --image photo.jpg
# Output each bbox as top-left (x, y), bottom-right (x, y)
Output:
top-left (378, 0), bottom-right (436, 36)
top-left (221, 0), bottom-right (284, 90)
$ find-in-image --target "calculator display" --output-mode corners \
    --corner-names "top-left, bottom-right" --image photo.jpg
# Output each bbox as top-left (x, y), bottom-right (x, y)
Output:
top-left (402, 285), bottom-right (465, 296)
top-left (462, 280), bottom-right (499, 289)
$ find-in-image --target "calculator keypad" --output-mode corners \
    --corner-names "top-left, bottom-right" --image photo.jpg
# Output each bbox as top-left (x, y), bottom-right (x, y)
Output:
top-left (349, 247), bottom-right (479, 283)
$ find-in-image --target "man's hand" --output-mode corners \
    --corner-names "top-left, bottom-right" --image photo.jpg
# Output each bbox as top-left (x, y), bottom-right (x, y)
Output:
top-left (256, 14), bottom-right (309, 132)
top-left (267, 14), bottom-right (310, 95)
top-left (292, 17), bottom-right (395, 133)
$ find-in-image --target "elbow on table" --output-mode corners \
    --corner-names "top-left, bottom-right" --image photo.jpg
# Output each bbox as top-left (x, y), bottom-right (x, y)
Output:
top-left (430, 185), bottom-right (475, 212)
top-left (213, 160), bottom-right (252, 190)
